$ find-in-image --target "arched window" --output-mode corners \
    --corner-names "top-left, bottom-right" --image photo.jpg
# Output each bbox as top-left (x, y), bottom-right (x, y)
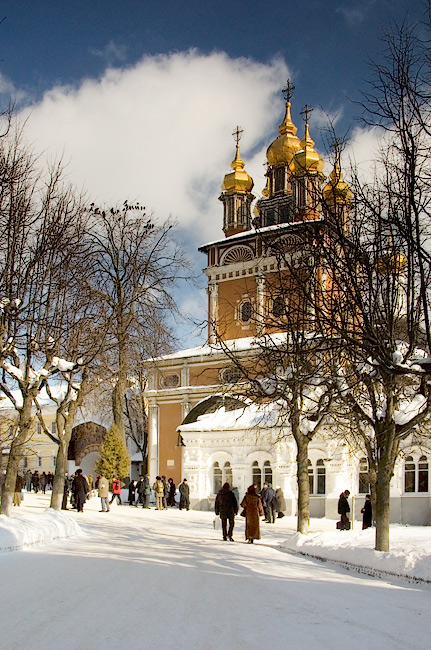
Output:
top-left (224, 462), bottom-right (233, 486)
top-left (404, 456), bottom-right (415, 492)
top-left (418, 456), bottom-right (428, 492)
top-left (252, 461), bottom-right (262, 491)
top-left (272, 295), bottom-right (285, 318)
top-left (308, 459), bottom-right (314, 494)
top-left (316, 459), bottom-right (326, 495)
top-left (263, 460), bottom-right (273, 486)
top-left (213, 462), bottom-right (222, 494)
top-left (240, 301), bottom-right (252, 323)
top-left (358, 457), bottom-right (370, 494)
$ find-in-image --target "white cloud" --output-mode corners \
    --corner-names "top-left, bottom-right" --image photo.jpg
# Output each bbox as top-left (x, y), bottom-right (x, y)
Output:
top-left (18, 50), bottom-right (289, 246)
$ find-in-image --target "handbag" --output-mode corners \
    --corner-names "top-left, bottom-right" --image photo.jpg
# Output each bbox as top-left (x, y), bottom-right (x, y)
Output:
top-left (240, 508), bottom-right (246, 517)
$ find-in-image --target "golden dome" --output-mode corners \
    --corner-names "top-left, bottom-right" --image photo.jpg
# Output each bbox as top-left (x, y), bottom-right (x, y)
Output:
top-left (322, 162), bottom-right (353, 203)
top-left (376, 251), bottom-right (407, 275)
top-left (291, 122), bottom-right (325, 175)
top-left (266, 100), bottom-right (301, 166)
top-left (221, 142), bottom-right (254, 194)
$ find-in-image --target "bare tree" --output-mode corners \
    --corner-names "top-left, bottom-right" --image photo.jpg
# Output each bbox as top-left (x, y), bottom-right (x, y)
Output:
top-left (84, 202), bottom-right (190, 440)
top-left (214, 250), bottom-right (337, 534)
top-left (0, 128), bottom-right (87, 515)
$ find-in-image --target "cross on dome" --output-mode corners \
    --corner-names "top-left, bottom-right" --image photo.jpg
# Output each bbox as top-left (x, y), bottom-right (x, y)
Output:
top-left (232, 125), bottom-right (244, 145)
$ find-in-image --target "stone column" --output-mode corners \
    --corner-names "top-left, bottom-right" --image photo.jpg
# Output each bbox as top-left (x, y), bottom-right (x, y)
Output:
top-left (208, 281), bottom-right (219, 344)
top-left (148, 402), bottom-right (159, 479)
top-left (181, 364), bottom-right (189, 387)
top-left (256, 273), bottom-right (266, 334)
top-left (181, 400), bottom-right (191, 422)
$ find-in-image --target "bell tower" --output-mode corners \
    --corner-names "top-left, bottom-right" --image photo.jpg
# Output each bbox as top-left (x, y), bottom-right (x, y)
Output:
top-left (219, 126), bottom-right (255, 238)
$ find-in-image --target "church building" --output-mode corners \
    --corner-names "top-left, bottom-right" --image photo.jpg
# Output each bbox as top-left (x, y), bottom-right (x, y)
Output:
top-left (144, 87), bottom-right (431, 525)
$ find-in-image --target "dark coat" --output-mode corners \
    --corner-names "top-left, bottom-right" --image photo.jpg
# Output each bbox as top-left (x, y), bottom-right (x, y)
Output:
top-left (215, 487), bottom-right (238, 519)
top-left (128, 481), bottom-right (136, 502)
top-left (338, 494), bottom-right (350, 516)
top-left (241, 493), bottom-right (263, 540)
top-left (72, 474), bottom-right (89, 499)
top-left (261, 486), bottom-right (276, 507)
top-left (361, 499), bottom-right (372, 529)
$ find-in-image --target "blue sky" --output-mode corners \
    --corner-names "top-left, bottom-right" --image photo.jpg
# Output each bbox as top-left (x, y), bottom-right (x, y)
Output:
top-left (0, 0), bottom-right (425, 347)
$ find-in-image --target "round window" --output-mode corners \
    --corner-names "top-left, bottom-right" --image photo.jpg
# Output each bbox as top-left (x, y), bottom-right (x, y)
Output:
top-left (160, 374), bottom-right (180, 389)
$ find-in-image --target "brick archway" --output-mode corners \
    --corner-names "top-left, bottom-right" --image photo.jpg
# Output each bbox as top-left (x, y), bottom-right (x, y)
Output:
top-left (68, 422), bottom-right (107, 465)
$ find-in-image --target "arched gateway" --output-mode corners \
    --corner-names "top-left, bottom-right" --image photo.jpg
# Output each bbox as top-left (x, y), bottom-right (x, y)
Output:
top-left (68, 422), bottom-right (107, 466)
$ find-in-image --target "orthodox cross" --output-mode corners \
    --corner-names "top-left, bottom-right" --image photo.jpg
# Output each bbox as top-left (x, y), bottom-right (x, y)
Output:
top-left (282, 80), bottom-right (295, 102)
top-left (300, 104), bottom-right (313, 124)
top-left (232, 125), bottom-right (243, 144)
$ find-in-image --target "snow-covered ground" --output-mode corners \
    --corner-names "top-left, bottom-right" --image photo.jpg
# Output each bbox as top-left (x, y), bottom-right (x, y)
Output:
top-left (1, 492), bottom-right (430, 649)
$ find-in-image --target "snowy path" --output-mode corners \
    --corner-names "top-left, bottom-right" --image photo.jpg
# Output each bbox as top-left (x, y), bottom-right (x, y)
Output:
top-left (1, 497), bottom-right (430, 650)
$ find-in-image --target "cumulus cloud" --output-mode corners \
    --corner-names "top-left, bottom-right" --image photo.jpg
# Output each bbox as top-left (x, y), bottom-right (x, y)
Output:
top-left (18, 50), bottom-right (289, 247)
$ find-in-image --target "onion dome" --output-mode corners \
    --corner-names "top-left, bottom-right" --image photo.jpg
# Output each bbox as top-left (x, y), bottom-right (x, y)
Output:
top-left (376, 250), bottom-right (407, 275)
top-left (221, 142), bottom-right (254, 194)
top-left (322, 162), bottom-right (353, 204)
top-left (291, 121), bottom-right (325, 175)
top-left (266, 100), bottom-right (301, 166)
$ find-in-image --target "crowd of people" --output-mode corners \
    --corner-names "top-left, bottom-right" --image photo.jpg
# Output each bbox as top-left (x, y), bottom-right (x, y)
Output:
top-left (3, 467), bottom-right (373, 538)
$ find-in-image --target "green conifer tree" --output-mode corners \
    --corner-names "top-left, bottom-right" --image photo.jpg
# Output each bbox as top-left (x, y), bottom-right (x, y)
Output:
top-left (95, 424), bottom-right (130, 480)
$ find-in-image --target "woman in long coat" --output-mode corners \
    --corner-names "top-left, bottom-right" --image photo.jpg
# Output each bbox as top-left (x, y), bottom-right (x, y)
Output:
top-left (241, 485), bottom-right (263, 543)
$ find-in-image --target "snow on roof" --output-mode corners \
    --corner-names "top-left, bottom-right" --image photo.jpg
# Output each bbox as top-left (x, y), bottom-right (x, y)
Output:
top-left (178, 401), bottom-right (281, 433)
top-left (149, 331), bottom-right (320, 363)
top-left (198, 218), bottom-right (324, 252)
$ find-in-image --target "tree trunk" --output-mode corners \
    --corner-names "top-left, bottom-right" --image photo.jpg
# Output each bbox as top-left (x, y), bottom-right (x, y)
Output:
top-left (374, 425), bottom-right (398, 552)
top-left (50, 438), bottom-right (67, 511)
top-left (296, 435), bottom-right (310, 534)
top-left (374, 466), bottom-right (392, 551)
top-left (1, 395), bottom-right (34, 516)
top-left (50, 399), bottom-right (80, 511)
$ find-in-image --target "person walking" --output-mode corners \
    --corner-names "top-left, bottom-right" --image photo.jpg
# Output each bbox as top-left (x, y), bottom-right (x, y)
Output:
top-left (13, 474), bottom-right (23, 506)
top-left (215, 482), bottom-right (238, 541)
top-left (98, 475), bottom-right (110, 512)
top-left (128, 479), bottom-right (137, 506)
top-left (275, 486), bottom-right (286, 518)
top-left (110, 478), bottom-right (123, 505)
top-left (337, 490), bottom-right (351, 530)
top-left (136, 475), bottom-right (144, 506)
top-left (142, 474), bottom-right (151, 508)
top-left (72, 469), bottom-right (89, 513)
top-left (162, 476), bottom-right (169, 509)
top-left (261, 482), bottom-right (277, 523)
top-left (361, 493), bottom-right (372, 529)
top-left (153, 476), bottom-right (165, 510)
top-left (178, 478), bottom-right (190, 511)
top-left (241, 485), bottom-right (263, 543)
top-left (167, 478), bottom-right (176, 507)
top-left (62, 473), bottom-right (71, 510)
top-left (32, 470), bottom-right (40, 493)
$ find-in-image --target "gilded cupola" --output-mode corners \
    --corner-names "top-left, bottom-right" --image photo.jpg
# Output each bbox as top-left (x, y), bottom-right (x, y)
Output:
top-left (219, 126), bottom-right (255, 238)
top-left (266, 83), bottom-right (301, 166)
top-left (322, 161), bottom-right (353, 204)
top-left (221, 136), bottom-right (254, 195)
top-left (291, 107), bottom-right (325, 176)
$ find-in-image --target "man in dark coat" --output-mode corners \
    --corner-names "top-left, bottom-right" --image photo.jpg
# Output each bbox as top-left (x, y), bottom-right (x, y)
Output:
top-left (215, 482), bottom-right (238, 541)
top-left (337, 490), bottom-right (350, 530)
top-left (261, 483), bottom-right (277, 523)
top-left (178, 478), bottom-right (190, 511)
top-left (72, 469), bottom-right (89, 512)
top-left (361, 494), bottom-right (372, 529)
